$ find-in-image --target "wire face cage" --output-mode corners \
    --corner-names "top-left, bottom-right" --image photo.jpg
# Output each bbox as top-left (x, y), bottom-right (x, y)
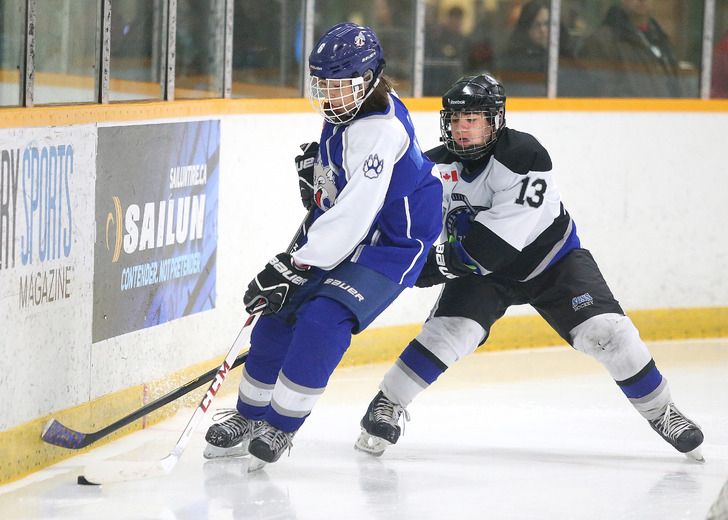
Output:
top-left (308, 75), bottom-right (371, 125)
top-left (440, 109), bottom-right (503, 160)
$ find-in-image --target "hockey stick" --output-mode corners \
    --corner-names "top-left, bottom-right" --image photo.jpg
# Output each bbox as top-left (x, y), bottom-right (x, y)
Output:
top-left (79, 314), bottom-right (262, 485)
top-left (74, 209), bottom-right (314, 485)
top-left (41, 353), bottom-right (249, 449)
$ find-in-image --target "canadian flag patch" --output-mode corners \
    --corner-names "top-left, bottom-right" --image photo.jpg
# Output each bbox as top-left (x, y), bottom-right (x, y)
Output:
top-left (441, 169), bottom-right (458, 182)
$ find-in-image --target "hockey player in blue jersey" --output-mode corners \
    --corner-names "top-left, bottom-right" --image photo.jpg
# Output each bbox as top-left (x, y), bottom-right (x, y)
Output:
top-left (204, 23), bottom-right (442, 469)
top-left (353, 73), bottom-right (704, 462)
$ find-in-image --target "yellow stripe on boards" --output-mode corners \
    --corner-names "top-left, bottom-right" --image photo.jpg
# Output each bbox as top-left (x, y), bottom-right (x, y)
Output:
top-left (402, 96), bottom-right (728, 112)
top-left (2, 97), bottom-right (728, 129)
top-left (340, 306), bottom-right (728, 366)
top-left (0, 98), bottom-right (313, 129)
top-left (495, 97), bottom-right (728, 113)
top-left (0, 387), bottom-right (146, 485)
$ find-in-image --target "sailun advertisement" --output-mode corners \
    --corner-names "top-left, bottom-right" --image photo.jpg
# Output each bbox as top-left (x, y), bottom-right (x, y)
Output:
top-left (93, 121), bottom-right (219, 342)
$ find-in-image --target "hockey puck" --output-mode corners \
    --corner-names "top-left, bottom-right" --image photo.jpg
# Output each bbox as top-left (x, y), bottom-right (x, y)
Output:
top-left (77, 475), bottom-right (100, 486)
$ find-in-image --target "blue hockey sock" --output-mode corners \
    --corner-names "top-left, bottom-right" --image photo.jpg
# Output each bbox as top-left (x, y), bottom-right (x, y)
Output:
top-left (399, 339), bottom-right (448, 385)
top-left (616, 359), bottom-right (663, 399)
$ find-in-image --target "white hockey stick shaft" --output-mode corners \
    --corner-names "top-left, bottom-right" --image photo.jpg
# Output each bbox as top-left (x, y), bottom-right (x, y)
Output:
top-left (168, 312), bottom-right (261, 460)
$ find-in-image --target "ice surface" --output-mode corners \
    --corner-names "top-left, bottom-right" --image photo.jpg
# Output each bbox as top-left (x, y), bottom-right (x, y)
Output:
top-left (1, 339), bottom-right (726, 520)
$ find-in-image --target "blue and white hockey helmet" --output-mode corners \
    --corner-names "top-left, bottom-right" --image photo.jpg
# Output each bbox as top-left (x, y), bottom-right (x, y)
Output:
top-left (309, 22), bottom-right (384, 80)
top-left (308, 23), bottom-right (386, 124)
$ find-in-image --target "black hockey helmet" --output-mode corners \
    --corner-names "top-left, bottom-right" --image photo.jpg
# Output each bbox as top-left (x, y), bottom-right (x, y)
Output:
top-left (440, 73), bottom-right (506, 160)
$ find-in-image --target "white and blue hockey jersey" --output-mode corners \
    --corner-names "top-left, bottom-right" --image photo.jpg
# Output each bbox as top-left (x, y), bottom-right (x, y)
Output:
top-left (292, 94), bottom-right (442, 287)
top-left (429, 128), bottom-right (580, 281)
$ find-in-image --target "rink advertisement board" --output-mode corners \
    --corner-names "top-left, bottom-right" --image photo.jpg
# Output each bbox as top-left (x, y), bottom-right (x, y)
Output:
top-left (0, 126), bottom-right (96, 330)
top-left (93, 121), bottom-right (219, 342)
top-left (0, 125), bottom-right (97, 432)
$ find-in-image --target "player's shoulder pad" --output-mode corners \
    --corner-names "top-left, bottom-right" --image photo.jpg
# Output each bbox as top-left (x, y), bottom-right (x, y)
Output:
top-left (425, 144), bottom-right (457, 164)
top-left (493, 128), bottom-right (552, 175)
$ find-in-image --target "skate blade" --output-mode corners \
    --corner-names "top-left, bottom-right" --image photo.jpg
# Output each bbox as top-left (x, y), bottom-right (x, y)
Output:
top-left (203, 441), bottom-right (250, 460)
top-left (685, 446), bottom-right (705, 463)
top-left (247, 455), bottom-right (268, 473)
top-left (354, 429), bottom-right (390, 456)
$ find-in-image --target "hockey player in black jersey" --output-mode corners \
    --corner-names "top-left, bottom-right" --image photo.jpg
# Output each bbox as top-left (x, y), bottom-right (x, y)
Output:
top-left (353, 73), bottom-right (705, 461)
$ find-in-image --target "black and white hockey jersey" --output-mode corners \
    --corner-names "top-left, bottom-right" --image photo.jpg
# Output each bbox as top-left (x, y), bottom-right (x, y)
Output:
top-left (428, 127), bottom-right (580, 282)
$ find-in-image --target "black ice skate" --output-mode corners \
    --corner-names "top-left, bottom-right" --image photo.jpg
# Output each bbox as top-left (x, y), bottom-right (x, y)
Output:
top-left (204, 409), bottom-right (262, 459)
top-left (648, 402), bottom-right (704, 462)
top-left (354, 391), bottom-right (410, 456)
top-left (247, 421), bottom-right (296, 472)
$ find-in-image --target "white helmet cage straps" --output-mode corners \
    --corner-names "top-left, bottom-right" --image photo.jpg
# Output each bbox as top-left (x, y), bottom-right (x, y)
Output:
top-left (308, 69), bottom-right (381, 125)
top-left (439, 108), bottom-right (505, 160)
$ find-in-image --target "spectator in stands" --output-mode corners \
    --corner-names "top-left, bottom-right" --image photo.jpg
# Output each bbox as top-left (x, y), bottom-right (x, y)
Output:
top-left (424, 6), bottom-right (469, 95)
top-left (465, 2), bottom-right (496, 74)
top-left (498, 1), bottom-right (575, 97)
top-left (711, 9), bottom-right (728, 99)
top-left (371, 0), bottom-right (412, 83)
top-left (575, 0), bottom-right (681, 98)
top-left (233, 1), bottom-right (272, 70)
top-left (501, 1), bottom-right (551, 75)
top-left (429, 5), bottom-right (467, 63)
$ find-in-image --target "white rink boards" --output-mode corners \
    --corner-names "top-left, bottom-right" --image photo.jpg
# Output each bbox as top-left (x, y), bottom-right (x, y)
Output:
top-left (1, 338), bottom-right (726, 520)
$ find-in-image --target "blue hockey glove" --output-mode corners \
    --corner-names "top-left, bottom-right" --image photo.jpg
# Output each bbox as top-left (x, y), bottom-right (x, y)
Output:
top-left (295, 142), bottom-right (318, 210)
top-left (244, 253), bottom-right (311, 315)
top-left (415, 237), bottom-right (477, 288)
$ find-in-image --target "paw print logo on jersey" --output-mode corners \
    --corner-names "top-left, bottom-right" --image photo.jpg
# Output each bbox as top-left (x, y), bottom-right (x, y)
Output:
top-left (363, 154), bottom-right (384, 179)
top-left (313, 165), bottom-right (338, 211)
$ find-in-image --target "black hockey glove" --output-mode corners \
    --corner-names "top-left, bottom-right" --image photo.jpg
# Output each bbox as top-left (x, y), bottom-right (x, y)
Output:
top-left (295, 142), bottom-right (319, 210)
top-left (244, 253), bottom-right (311, 315)
top-left (415, 238), bottom-right (477, 288)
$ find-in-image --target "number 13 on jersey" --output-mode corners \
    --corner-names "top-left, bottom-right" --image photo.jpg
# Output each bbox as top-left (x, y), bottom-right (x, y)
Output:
top-left (515, 176), bottom-right (547, 208)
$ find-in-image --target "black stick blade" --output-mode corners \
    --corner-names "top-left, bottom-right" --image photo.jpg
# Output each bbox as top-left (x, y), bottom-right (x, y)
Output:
top-left (41, 419), bottom-right (89, 449)
top-left (77, 475), bottom-right (100, 486)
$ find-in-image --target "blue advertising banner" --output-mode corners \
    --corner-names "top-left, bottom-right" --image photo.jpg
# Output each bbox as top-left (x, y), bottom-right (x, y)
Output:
top-left (93, 121), bottom-right (219, 342)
